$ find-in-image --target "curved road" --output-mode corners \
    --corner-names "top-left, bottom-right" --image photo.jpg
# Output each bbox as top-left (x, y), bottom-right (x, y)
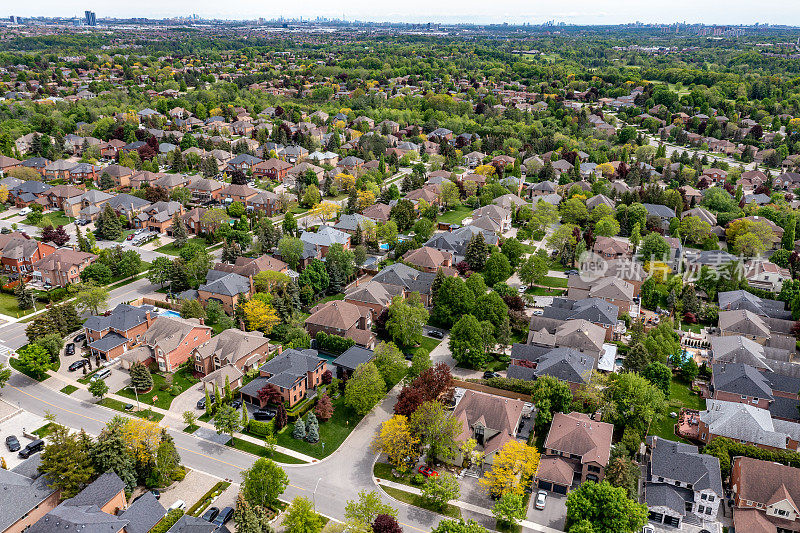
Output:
top-left (0, 331), bottom-right (477, 533)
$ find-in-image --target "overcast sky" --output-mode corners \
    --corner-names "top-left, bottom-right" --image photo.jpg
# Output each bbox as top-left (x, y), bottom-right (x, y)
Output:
top-left (11, 0), bottom-right (800, 26)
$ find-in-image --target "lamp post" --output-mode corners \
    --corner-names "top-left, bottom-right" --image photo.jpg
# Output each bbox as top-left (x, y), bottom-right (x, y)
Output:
top-left (126, 385), bottom-right (140, 411)
top-left (312, 477), bottom-right (322, 512)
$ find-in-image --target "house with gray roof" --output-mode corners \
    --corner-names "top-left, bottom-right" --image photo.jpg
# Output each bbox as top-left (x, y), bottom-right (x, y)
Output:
top-left (334, 213), bottom-right (370, 234)
top-left (332, 345), bottom-right (375, 379)
top-left (193, 328), bottom-right (271, 385)
top-left (642, 203), bottom-right (676, 231)
top-left (0, 459), bottom-right (59, 533)
top-left (424, 225), bottom-right (499, 261)
top-left (532, 297), bottom-right (619, 341)
top-left (508, 345), bottom-right (595, 392)
top-left (239, 348), bottom-right (327, 407)
top-left (300, 225), bottom-right (351, 258)
top-left (85, 304), bottom-right (157, 361)
top-left (168, 514), bottom-right (231, 533)
top-left (194, 270), bottom-right (253, 314)
top-left (371, 263), bottom-right (438, 307)
top-left (698, 399), bottom-right (800, 451)
top-left (718, 290), bottom-right (792, 320)
top-left (105, 193), bottom-right (151, 217)
top-left (711, 362), bottom-right (800, 422)
top-left (644, 436), bottom-right (723, 529)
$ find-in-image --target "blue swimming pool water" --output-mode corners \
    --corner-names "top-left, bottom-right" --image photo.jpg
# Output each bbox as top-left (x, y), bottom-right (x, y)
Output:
top-left (379, 243), bottom-right (390, 250)
top-left (160, 310), bottom-right (181, 318)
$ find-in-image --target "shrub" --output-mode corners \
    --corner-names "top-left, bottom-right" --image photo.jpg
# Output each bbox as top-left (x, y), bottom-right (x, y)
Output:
top-left (315, 331), bottom-right (355, 355)
top-left (412, 474), bottom-right (425, 486)
top-left (248, 419), bottom-right (275, 437)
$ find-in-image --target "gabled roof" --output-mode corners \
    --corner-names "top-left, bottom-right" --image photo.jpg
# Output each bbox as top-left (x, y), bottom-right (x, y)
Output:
top-left (194, 328), bottom-right (269, 366)
top-left (83, 303), bottom-right (154, 333)
top-left (0, 465), bottom-right (56, 532)
top-left (710, 335), bottom-right (772, 371)
top-left (712, 362), bottom-right (773, 400)
top-left (718, 290), bottom-right (791, 320)
top-left (733, 456), bottom-right (800, 515)
top-left (332, 345), bottom-right (375, 372)
top-left (544, 411), bottom-right (613, 466)
top-left (306, 300), bottom-right (367, 330)
top-left (258, 348), bottom-right (324, 389)
top-left (646, 436), bottom-right (722, 495)
top-left (701, 399), bottom-right (800, 449)
top-left (199, 271), bottom-right (250, 297)
top-left (452, 390), bottom-right (524, 456)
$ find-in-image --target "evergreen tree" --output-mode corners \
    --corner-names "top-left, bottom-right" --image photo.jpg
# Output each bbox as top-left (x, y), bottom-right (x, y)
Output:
top-left (15, 279), bottom-right (35, 310)
top-left (97, 203), bottom-right (122, 241)
top-left (305, 412), bottom-right (319, 443)
top-left (292, 418), bottom-right (306, 440)
top-left (129, 361), bottom-right (153, 392)
top-left (92, 420), bottom-right (137, 491)
top-left (430, 268), bottom-right (446, 305)
top-left (464, 233), bottom-right (489, 271)
top-left (171, 213), bottom-right (188, 248)
top-left (40, 424), bottom-right (95, 499)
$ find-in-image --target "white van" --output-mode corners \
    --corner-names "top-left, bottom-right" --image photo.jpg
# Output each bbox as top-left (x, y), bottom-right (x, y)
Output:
top-left (90, 368), bottom-right (111, 382)
top-left (168, 500), bottom-right (186, 512)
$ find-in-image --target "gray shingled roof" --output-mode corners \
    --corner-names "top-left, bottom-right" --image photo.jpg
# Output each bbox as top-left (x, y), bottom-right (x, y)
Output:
top-left (199, 271), bottom-right (250, 297)
top-left (647, 436), bottom-right (723, 495)
top-left (718, 290), bottom-right (791, 320)
top-left (712, 363), bottom-right (774, 400)
top-left (83, 304), bottom-right (154, 333)
top-left (259, 348), bottom-right (324, 389)
top-left (0, 468), bottom-right (56, 531)
top-left (332, 346), bottom-right (375, 372)
top-left (119, 491), bottom-right (166, 533)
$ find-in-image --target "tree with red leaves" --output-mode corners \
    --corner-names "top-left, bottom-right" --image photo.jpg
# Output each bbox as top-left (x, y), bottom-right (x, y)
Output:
top-left (454, 261), bottom-right (471, 276)
top-left (52, 225), bottom-right (70, 247)
top-left (230, 168), bottom-right (248, 185)
top-left (394, 363), bottom-right (454, 416)
top-left (257, 383), bottom-right (287, 430)
top-left (137, 143), bottom-right (156, 161)
top-left (314, 393), bottom-right (334, 422)
top-left (372, 514), bottom-right (402, 533)
top-left (321, 369), bottom-right (333, 385)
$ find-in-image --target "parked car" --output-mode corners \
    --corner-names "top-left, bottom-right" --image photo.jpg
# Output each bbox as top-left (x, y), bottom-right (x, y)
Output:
top-left (213, 507), bottom-right (234, 526)
top-left (5, 435), bottom-right (20, 452)
top-left (126, 234), bottom-right (134, 240)
top-left (428, 330), bottom-right (444, 339)
top-left (483, 371), bottom-right (500, 380)
top-left (65, 343), bottom-right (75, 356)
top-left (532, 309), bottom-right (544, 316)
top-left (201, 507), bottom-right (220, 522)
top-left (253, 408), bottom-right (277, 421)
top-left (564, 269), bottom-right (579, 276)
top-left (0, 227), bottom-right (9, 234)
top-left (18, 207), bottom-right (32, 216)
top-left (18, 438), bottom-right (44, 458)
top-left (150, 489), bottom-right (160, 500)
top-left (230, 398), bottom-right (243, 409)
top-left (168, 500), bottom-right (186, 512)
top-left (196, 393), bottom-right (216, 410)
top-left (535, 490), bottom-right (547, 510)
top-left (74, 333), bottom-right (86, 343)
top-left (90, 368), bottom-right (111, 382)
top-left (68, 359), bottom-right (87, 372)
top-left (418, 465), bottom-right (439, 478)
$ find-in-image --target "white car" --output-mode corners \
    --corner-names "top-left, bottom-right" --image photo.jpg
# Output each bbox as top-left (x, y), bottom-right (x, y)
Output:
top-left (535, 490), bottom-right (547, 510)
top-left (517, 285), bottom-right (527, 293)
top-left (18, 207), bottom-right (32, 216)
top-left (168, 500), bottom-right (186, 512)
top-left (532, 309), bottom-right (544, 316)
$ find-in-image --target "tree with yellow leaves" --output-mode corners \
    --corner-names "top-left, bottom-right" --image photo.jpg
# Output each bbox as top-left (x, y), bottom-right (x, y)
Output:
top-left (480, 440), bottom-right (540, 497)
top-left (242, 296), bottom-right (280, 333)
top-left (357, 190), bottom-right (376, 211)
top-left (372, 415), bottom-right (420, 473)
top-left (474, 164), bottom-right (496, 177)
top-left (0, 184), bottom-right (8, 204)
top-left (596, 162), bottom-right (615, 178)
top-left (334, 173), bottom-right (356, 191)
top-left (309, 201), bottom-right (341, 224)
top-left (119, 417), bottom-right (163, 464)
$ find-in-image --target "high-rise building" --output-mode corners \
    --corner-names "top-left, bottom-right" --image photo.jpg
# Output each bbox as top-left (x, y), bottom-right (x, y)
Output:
top-left (84, 10), bottom-right (96, 26)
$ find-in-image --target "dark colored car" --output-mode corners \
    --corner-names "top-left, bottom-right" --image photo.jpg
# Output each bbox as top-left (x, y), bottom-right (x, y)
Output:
top-left (201, 507), bottom-right (220, 522)
top-left (18, 439), bottom-right (44, 458)
top-left (74, 333), bottom-right (86, 343)
top-left (483, 371), bottom-right (500, 380)
top-left (68, 359), bottom-right (87, 372)
top-left (150, 489), bottom-right (160, 500)
top-left (212, 507), bottom-right (234, 526)
top-left (253, 408), bottom-right (277, 421)
top-left (196, 393), bottom-right (216, 410)
top-left (418, 465), bottom-right (439, 478)
top-left (5, 435), bottom-right (20, 452)
top-left (564, 270), bottom-right (579, 276)
top-left (428, 330), bottom-right (444, 339)
top-left (230, 398), bottom-right (242, 409)
top-left (65, 343), bottom-right (75, 356)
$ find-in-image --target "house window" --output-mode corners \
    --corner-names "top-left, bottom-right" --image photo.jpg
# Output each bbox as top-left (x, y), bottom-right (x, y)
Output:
top-left (705, 508), bottom-right (712, 515)
top-left (701, 494), bottom-right (707, 500)
top-left (698, 506), bottom-right (705, 514)
top-left (776, 509), bottom-right (789, 517)
top-left (707, 495), bottom-right (714, 502)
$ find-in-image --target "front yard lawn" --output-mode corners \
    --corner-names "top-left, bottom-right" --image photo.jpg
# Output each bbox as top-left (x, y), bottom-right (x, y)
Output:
top-left (98, 397), bottom-right (165, 422)
top-left (456, 352), bottom-right (509, 373)
top-left (649, 377), bottom-right (706, 444)
top-left (275, 394), bottom-right (363, 459)
top-left (8, 357), bottom-right (50, 381)
top-left (39, 211), bottom-right (74, 228)
top-left (380, 486), bottom-right (462, 519)
top-left (226, 437), bottom-right (308, 464)
top-left (116, 366), bottom-right (199, 410)
top-left (525, 287), bottom-right (565, 296)
top-left (155, 237), bottom-right (208, 256)
top-left (0, 292), bottom-right (36, 318)
top-left (540, 275), bottom-right (568, 288)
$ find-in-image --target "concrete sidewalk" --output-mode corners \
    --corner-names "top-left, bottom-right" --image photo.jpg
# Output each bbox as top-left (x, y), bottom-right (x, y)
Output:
top-left (375, 479), bottom-right (563, 533)
top-left (41, 369), bottom-right (317, 463)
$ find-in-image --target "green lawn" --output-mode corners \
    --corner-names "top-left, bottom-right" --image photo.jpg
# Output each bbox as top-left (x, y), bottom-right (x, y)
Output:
top-left (155, 237), bottom-right (208, 256)
top-left (98, 397), bottom-right (165, 422)
top-left (41, 212), bottom-right (74, 228)
top-left (680, 323), bottom-right (704, 334)
top-left (437, 205), bottom-right (472, 225)
top-left (380, 486), bottom-right (462, 519)
top-left (457, 352), bottom-right (509, 372)
top-left (649, 378), bottom-right (706, 444)
top-left (183, 425), bottom-right (199, 434)
top-left (525, 287), bottom-right (566, 296)
top-left (315, 294), bottom-right (345, 306)
top-left (275, 394), bottom-right (363, 459)
top-left (0, 292), bottom-right (35, 318)
top-left (60, 385), bottom-right (78, 395)
top-left (540, 276), bottom-right (568, 288)
top-left (373, 462), bottom-right (423, 489)
top-left (226, 437), bottom-right (308, 464)
top-left (32, 422), bottom-right (56, 437)
top-left (402, 336), bottom-right (442, 355)
top-left (115, 366), bottom-right (199, 410)
top-left (8, 357), bottom-right (50, 381)
top-left (115, 229), bottom-right (136, 242)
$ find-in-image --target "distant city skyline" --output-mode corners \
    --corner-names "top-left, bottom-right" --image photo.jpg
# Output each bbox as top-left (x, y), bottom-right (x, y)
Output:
top-left (7, 0), bottom-right (800, 26)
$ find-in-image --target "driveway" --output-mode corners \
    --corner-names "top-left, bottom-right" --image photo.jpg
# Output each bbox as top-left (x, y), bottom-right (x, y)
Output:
top-left (159, 468), bottom-right (220, 511)
top-left (0, 408), bottom-right (47, 470)
top-left (527, 491), bottom-right (567, 531)
top-left (171, 382), bottom-right (208, 418)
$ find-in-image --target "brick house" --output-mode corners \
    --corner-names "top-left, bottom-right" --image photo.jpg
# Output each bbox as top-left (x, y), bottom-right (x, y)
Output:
top-left (119, 316), bottom-right (212, 373)
top-left (731, 456), bottom-right (800, 533)
top-left (305, 300), bottom-right (375, 348)
top-left (536, 412), bottom-right (613, 494)
top-left (192, 328), bottom-right (271, 383)
top-left (697, 399), bottom-right (800, 451)
top-left (252, 158), bottom-right (292, 181)
top-left (239, 348), bottom-right (327, 407)
top-left (84, 304), bottom-right (158, 361)
top-left (32, 249), bottom-right (96, 287)
top-left (99, 164), bottom-right (134, 188)
top-left (402, 246), bottom-right (454, 273)
top-left (0, 233), bottom-right (57, 278)
top-left (218, 184), bottom-right (259, 204)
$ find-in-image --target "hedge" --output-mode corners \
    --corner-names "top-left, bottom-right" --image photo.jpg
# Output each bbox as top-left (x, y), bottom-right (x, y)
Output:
top-left (248, 419), bottom-right (275, 437)
top-left (315, 331), bottom-right (354, 355)
top-left (285, 394), bottom-right (317, 420)
top-left (151, 509), bottom-right (183, 533)
top-left (466, 376), bottom-right (536, 396)
top-left (703, 436), bottom-right (800, 476)
top-left (186, 481), bottom-right (231, 516)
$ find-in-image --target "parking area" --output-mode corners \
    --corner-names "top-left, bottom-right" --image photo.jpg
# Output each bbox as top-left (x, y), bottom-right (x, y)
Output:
top-left (527, 490), bottom-right (567, 530)
top-left (0, 408), bottom-right (47, 470)
top-left (158, 469), bottom-right (220, 511)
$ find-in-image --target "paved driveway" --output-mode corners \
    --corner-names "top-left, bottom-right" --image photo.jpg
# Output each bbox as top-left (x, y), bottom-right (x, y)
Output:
top-left (170, 382), bottom-right (208, 418)
top-left (527, 491), bottom-right (567, 531)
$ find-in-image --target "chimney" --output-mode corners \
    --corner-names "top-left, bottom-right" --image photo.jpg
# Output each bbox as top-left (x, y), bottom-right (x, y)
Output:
top-left (277, 345), bottom-right (283, 355)
top-left (198, 318), bottom-right (204, 325)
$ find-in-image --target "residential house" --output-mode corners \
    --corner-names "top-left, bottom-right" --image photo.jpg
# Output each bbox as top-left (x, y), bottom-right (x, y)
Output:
top-left (99, 165), bottom-right (134, 188)
top-left (186, 178), bottom-right (223, 202)
top-left (247, 190), bottom-right (282, 216)
top-left (194, 270), bottom-right (253, 315)
top-left (745, 259), bottom-right (792, 292)
top-left (84, 304), bottom-right (158, 361)
top-left (226, 153), bottom-right (263, 173)
top-left (526, 319), bottom-right (606, 359)
top-left (344, 280), bottom-right (404, 318)
top-left (719, 290), bottom-right (792, 320)
top-left (239, 348), bottom-right (327, 407)
top-left (697, 399), bottom-right (800, 451)
top-left (371, 263), bottom-right (439, 307)
top-left (43, 159), bottom-right (76, 180)
top-left (218, 184), bottom-right (259, 205)
top-left (711, 362), bottom-right (800, 422)
top-left (592, 236), bottom-right (632, 260)
top-left (68, 163), bottom-right (99, 184)
top-left (731, 456), bottom-right (800, 533)
top-left (32, 249), bottom-right (96, 288)
top-left (105, 194), bottom-right (151, 219)
top-left (305, 300), bottom-right (375, 348)
top-left (471, 204), bottom-right (512, 233)
top-left (331, 345), bottom-right (375, 380)
top-left (528, 297), bottom-right (619, 341)
top-left (448, 390), bottom-right (525, 466)
top-left (193, 329), bottom-right (271, 387)
top-left (718, 309), bottom-right (796, 352)
top-left (361, 203), bottom-right (392, 224)
top-left (536, 412), bottom-right (613, 494)
top-left (0, 155), bottom-right (21, 175)
top-left (9, 180), bottom-right (51, 207)
top-left (120, 316), bottom-right (212, 373)
top-left (424, 225), bottom-right (499, 261)
top-left (134, 201), bottom-right (185, 233)
top-left (0, 458), bottom-right (60, 533)
top-left (643, 203), bottom-right (676, 231)
top-left (0, 233), bottom-right (57, 278)
top-left (567, 275), bottom-right (635, 314)
top-left (402, 246), bottom-right (454, 274)
top-left (252, 158), bottom-right (293, 181)
top-left (300, 225), bottom-right (351, 258)
top-left (43, 184), bottom-right (83, 211)
top-left (644, 436), bottom-right (723, 529)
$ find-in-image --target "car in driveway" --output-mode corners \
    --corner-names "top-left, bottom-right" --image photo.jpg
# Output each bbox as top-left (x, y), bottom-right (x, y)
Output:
top-left (201, 507), bottom-right (220, 522)
top-left (427, 329), bottom-right (444, 339)
top-left (65, 343), bottom-right (75, 356)
top-left (418, 465), bottom-right (439, 478)
top-left (253, 408), bottom-right (276, 421)
top-left (564, 270), bottom-right (579, 276)
top-left (230, 398), bottom-right (242, 409)
top-left (5, 435), bottom-right (20, 452)
top-left (535, 490), bottom-right (547, 510)
top-left (212, 507), bottom-right (234, 526)
top-left (68, 359), bottom-right (87, 372)
top-left (483, 371), bottom-right (500, 379)
top-left (532, 309), bottom-right (544, 316)
top-left (196, 393), bottom-right (216, 410)
top-left (74, 333), bottom-right (86, 343)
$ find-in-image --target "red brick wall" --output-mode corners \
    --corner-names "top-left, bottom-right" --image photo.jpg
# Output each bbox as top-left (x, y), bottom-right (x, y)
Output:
top-left (163, 326), bottom-right (211, 372)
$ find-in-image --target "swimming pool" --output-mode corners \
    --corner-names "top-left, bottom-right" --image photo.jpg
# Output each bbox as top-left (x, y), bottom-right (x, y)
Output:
top-left (160, 310), bottom-right (181, 318)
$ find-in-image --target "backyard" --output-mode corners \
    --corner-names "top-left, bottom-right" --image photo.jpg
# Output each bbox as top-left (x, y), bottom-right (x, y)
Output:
top-left (155, 237), bottom-right (208, 256)
top-left (649, 377), bottom-right (706, 444)
top-left (437, 205), bottom-right (472, 225)
top-left (115, 365), bottom-right (199, 409)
